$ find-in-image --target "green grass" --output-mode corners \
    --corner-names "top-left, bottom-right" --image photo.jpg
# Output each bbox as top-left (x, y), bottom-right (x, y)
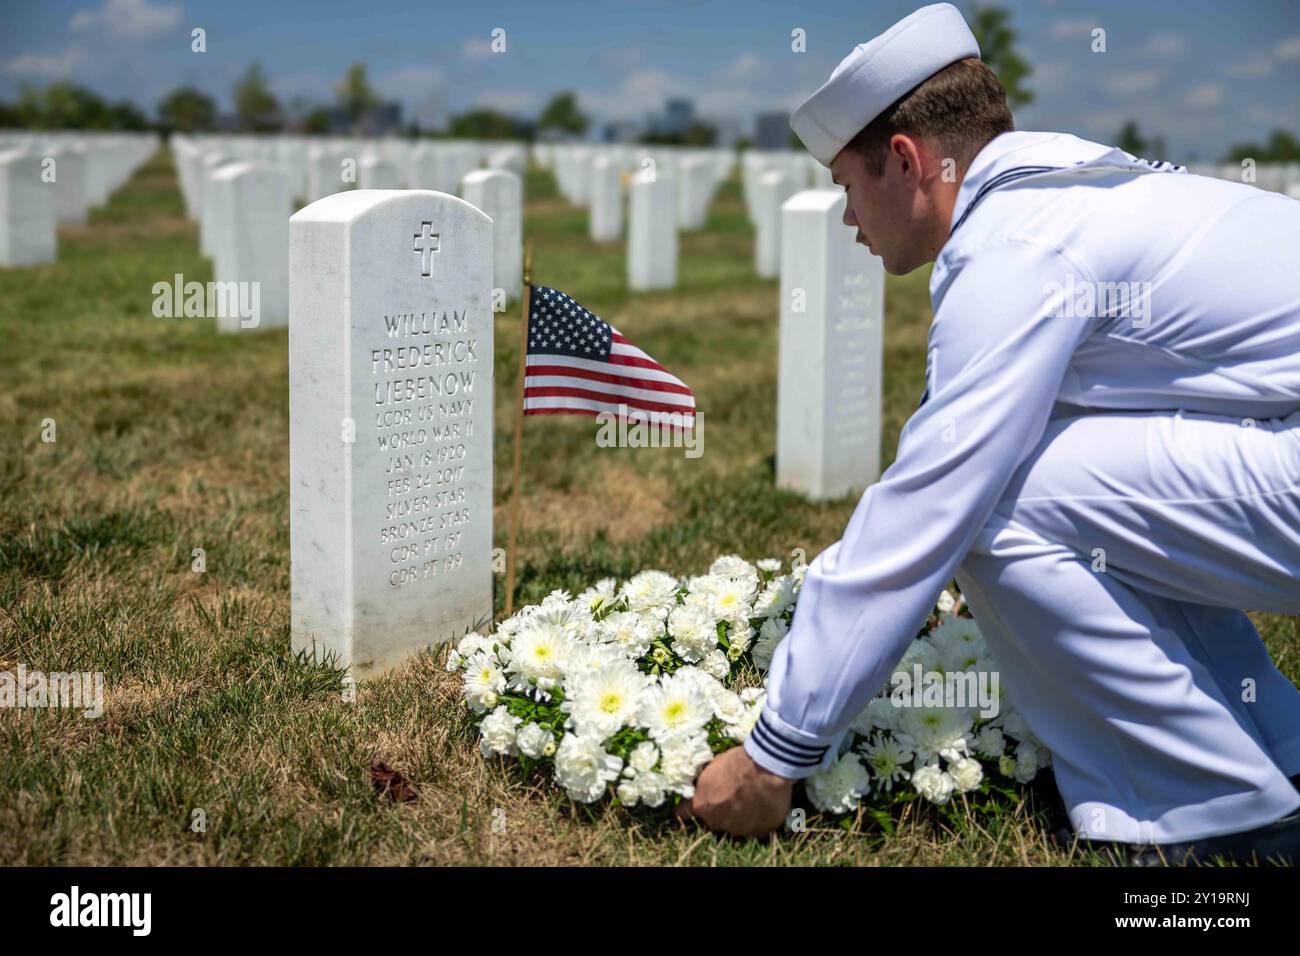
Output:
top-left (0, 147), bottom-right (1295, 865)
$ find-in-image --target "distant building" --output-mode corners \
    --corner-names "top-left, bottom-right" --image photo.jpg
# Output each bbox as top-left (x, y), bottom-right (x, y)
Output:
top-left (754, 111), bottom-right (791, 151)
top-left (663, 98), bottom-right (695, 137)
top-left (711, 117), bottom-right (741, 148)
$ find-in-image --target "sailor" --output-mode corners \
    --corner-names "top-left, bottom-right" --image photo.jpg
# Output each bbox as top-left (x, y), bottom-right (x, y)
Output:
top-left (676, 2), bottom-right (1300, 862)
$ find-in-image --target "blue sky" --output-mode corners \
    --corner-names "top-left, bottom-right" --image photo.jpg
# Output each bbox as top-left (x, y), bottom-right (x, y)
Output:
top-left (3, 0), bottom-right (1298, 160)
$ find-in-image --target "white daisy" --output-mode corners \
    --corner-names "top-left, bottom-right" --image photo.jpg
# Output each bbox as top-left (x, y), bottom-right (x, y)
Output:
top-left (752, 575), bottom-right (796, 619)
top-left (577, 577), bottom-right (618, 615)
top-left (506, 621), bottom-right (572, 692)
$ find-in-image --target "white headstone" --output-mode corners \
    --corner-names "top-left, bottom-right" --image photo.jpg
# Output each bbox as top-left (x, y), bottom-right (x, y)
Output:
top-left (588, 157), bottom-right (622, 242)
top-left (777, 190), bottom-right (884, 500)
top-left (461, 168), bottom-right (522, 303)
top-left (210, 162), bottom-right (291, 332)
top-left (627, 169), bottom-right (677, 291)
top-left (360, 156), bottom-right (401, 189)
top-left (676, 156), bottom-right (713, 231)
top-left (754, 169), bottom-right (795, 279)
top-left (289, 189), bottom-right (494, 678)
top-left (0, 151), bottom-right (57, 267)
top-left (49, 146), bottom-right (88, 225)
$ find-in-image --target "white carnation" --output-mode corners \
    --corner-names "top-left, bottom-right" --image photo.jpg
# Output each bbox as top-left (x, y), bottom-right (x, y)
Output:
top-left (479, 705), bottom-right (521, 757)
top-left (949, 755), bottom-right (984, 791)
top-left (911, 762), bottom-right (956, 804)
top-left (516, 722), bottom-right (555, 759)
top-left (553, 733), bottom-right (624, 803)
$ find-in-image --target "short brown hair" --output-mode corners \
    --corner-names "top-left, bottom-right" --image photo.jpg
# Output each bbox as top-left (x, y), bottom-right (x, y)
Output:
top-left (846, 57), bottom-right (1014, 176)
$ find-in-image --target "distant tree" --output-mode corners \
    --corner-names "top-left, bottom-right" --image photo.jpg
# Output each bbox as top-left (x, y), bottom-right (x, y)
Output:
top-left (642, 121), bottom-right (717, 147)
top-left (1225, 128), bottom-right (1300, 163)
top-left (967, 3), bottom-right (1034, 110)
top-left (447, 108), bottom-right (529, 140)
top-left (301, 106), bottom-right (333, 135)
top-left (1115, 120), bottom-right (1165, 159)
top-left (0, 100), bottom-right (17, 127)
top-left (16, 82), bottom-right (109, 128)
top-left (158, 87), bottom-right (216, 132)
top-left (105, 99), bottom-right (149, 130)
top-left (233, 61), bottom-right (281, 132)
top-left (537, 92), bottom-right (588, 137)
top-left (335, 63), bottom-right (378, 127)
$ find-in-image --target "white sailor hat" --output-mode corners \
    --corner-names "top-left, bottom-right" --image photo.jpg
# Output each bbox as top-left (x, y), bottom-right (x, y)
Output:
top-left (790, 3), bottom-right (982, 167)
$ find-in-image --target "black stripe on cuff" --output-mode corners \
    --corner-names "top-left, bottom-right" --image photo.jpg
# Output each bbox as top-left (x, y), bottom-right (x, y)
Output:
top-left (750, 715), bottom-right (828, 767)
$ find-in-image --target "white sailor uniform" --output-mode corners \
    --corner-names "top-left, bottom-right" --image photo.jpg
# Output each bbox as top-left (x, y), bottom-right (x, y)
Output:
top-left (745, 129), bottom-right (1300, 844)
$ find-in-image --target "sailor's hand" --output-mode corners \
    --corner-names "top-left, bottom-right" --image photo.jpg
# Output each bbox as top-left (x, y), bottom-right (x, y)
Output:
top-left (674, 745), bottom-right (795, 837)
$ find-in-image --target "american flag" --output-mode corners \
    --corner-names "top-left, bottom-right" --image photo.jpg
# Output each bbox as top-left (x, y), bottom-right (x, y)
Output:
top-left (523, 285), bottom-right (696, 428)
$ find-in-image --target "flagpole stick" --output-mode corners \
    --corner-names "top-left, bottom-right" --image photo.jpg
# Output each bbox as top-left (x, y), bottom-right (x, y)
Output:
top-left (504, 242), bottom-right (533, 618)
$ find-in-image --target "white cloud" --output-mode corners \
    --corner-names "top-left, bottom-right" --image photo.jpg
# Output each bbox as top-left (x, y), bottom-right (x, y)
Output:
top-left (1141, 33), bottom-right (1187, 58)
top-left (461, 36), bottom-right (494, 60)
top-left (1276, 35), bottom-right (1300, 60)
top-left (473, 89), bottom-right (539, 114)
top-left (723, 52), bottom-right (762, 82)
top-left (1184, 83), bottom-right (1224, 109)
top-left (1050, 18), bottom-right (1098, 40)
top-left (71, 0), bottom-right (182, 41)
top-left (1, 47), bottom-right (84, 78)
top-left (1105, 70), bottom-right (1161, 95)
top-left (1225, 54), bottom-right (1275, 77)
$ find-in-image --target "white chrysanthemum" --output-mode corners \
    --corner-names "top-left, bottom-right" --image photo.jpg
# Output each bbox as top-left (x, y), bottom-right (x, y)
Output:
top-left (911, 762), bottom-right (956, 804)
top-left (726, 622), bottom-right (754, 655)
top-left (725, 701), bottom-right (762, 741)
top-left (858, 733), bottom-right (913, 792)
top-left (897, 638), bottom-right (941, 675)
top-left (668, 603), bottom-right (720, 662)
top-left (628, 740), bottom-right (660, 774)
top-left (445, 648), bottom-right (463, 672)
top-left (936, 589), bottom-right (957, 615)
top-left (806, 752), bottom-right (871, 814)
top-left (894, 705), bottom-right (974, 764)
top-left (456, 633), bottom-right (496, 659)
top-left (658, 731), bottom-right (713, 793)
top-left (999, 710), bottom-right (1029, 739)
top-left (561, 661), bottom-right (650, 738)
top-left (639, 672), bottom-right (712, 743)
top-left (506, 621), bottom-right (572, 690)
top-left (516, 722), bottom-right (555, 759)
top-left (756, 558), bottom-right (782, 573)
top-left (707, 576), bottom-right (757, 624)
top-left (709, 554), bottom-right (758, 581)
top-left (577, 577), bottom-right (618, 615)
top-left (752, 616), bottom-right (788, 669)
top-left (752, 575), bottom-right (796, 619)
top-left (479, 705), bottom-right (521, 757)
top-left (531, 591), bottom-right (595, 640)
top-left (553, 733), bottom-right (624, 803)
top-left (949, 755), bottom-right (984, 792)
top-left (564, 640), bottom-right (631, 678)
top-left (463, 651), bottom-right (506, 714)
top-left (973, 726), bottom-right (1005, 759)
top-left (931, 617), bottom-right (987, 671)
top-left (702, 648), bottom-right (730, 680)
top-left (600, 610), bottom-right (658, 658)
top-left (620, 570), bottom-right (680, 618)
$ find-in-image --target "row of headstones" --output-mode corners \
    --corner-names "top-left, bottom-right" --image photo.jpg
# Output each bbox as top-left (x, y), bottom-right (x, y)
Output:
top-left (0, 130), bottom-right (159, 266)
top-left (172, 136), bottom-right (526, 331)
top-left (285, 181), bottom-right (880, 678)
top-left (1183, 161), bottom-right (1300, 197)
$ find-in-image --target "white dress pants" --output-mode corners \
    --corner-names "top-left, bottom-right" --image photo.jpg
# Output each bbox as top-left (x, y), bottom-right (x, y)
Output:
top-left (955, 406), bottom-right (1300, 844)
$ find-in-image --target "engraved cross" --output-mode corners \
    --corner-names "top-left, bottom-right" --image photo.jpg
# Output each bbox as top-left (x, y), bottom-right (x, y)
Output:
top-left (413, 221), bottom-right (440, 277)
